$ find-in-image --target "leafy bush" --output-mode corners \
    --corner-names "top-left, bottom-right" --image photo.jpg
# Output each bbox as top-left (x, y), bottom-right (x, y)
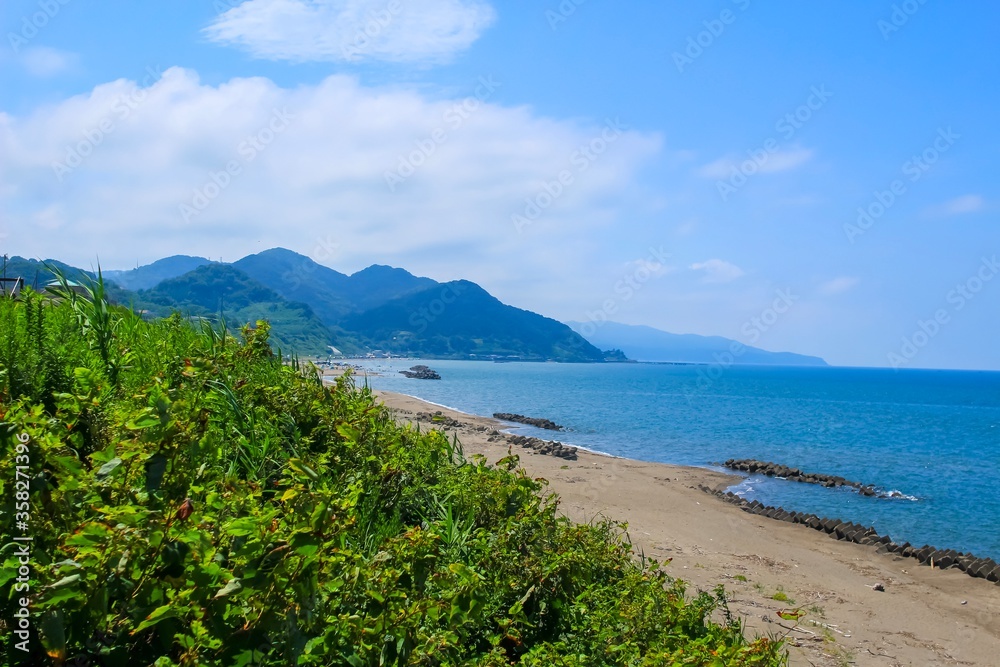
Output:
top-left (0, 283), bottom-right (786, 666)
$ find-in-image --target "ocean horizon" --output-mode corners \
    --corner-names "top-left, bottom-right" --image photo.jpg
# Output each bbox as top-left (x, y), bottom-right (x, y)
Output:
top-left (352, 359), bottom-right (1000, 561)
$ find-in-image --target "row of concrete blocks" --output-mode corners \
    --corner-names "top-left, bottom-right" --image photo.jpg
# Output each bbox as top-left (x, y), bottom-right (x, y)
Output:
top-left (700, 486), bottom-right (1000, 584)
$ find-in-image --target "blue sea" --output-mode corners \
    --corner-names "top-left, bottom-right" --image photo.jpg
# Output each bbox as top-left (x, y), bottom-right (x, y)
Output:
top-left (351, 360), bottom-right (1000, 560)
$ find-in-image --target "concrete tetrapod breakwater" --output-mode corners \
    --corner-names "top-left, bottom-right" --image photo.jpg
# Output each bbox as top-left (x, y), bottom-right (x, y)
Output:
top-left (723, 459), bottom-right (914, 499)
top-left (492, 413), bottom-right (564, 431)
top-left (412, 411), bottom-right (579, 461)
top-left (700, 485), bottom-right (1000, 584)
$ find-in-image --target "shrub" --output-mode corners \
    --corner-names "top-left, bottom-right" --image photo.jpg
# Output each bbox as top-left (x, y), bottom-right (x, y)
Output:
top-left (0, 288), bottom-right (786, 666)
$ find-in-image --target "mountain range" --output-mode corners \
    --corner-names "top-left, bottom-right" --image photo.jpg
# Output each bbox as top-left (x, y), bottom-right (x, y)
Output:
top-left (3, 250), bottom-right (607, 362)
top-left (2, 250), bottom-right (828, 366)
top-left (566, 321), bottom-right (827, 366)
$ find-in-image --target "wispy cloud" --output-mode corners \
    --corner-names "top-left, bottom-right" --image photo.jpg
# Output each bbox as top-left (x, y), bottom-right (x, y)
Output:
top-left (204, 0), bottom-right (496, 64)
top-left (20, 47), bottom-right (77, 77)
top-left (689, 259), bottom-right (745, 283)
top-left (696, 147), bottom-right (813, 179)
top-left (925, 194), bottom-right (985, 217)
top-left (818, 276), bottom-right (859, 296)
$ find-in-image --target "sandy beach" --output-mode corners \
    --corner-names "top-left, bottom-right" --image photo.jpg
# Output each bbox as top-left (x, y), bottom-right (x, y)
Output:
top-left (373, 389), bottom-right (1000, 667)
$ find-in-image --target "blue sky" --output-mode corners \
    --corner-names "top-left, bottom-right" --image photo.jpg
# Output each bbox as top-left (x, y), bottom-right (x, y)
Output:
top-left (1, 1), bottom-right (998, 370)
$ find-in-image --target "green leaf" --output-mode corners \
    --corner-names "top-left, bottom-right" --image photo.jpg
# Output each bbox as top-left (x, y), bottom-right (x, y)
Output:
top-left (145, 453), bottom-right (168, 492)
top-left (96, 457), bottom-right (122, 480)
top-left (126, 411), bottom-right (161, 430)
top-left (50, 455), bottom-right (84, 477)
top-left (133, 604), bottom-right (178, 633)
top-left (290, 532), bottom-right (320, 558)
top-left (214, 578), bottom-right (243, 599)
top-left (47, 574), bottom-right (81, 589)
top-left (38, 611), bottom-right (66, 661)
top-left (288, 458), bottom-right (319, 482)
top-left (225, 518), bottom-right (259, 537)
top-left (336, 424), bottom-right (360, 443)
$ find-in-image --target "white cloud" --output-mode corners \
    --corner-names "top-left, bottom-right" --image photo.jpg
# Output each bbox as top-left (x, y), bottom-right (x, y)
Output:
top-left (204, 0), bottom-right (496, 64)
top-left (934, 194), bottom-right (985, 216)
top-left (0, 67), bottom-right (661, 287)
top-left (696, 147), bottom-right (813, 179)
top-left (689, 259), bottom-right (744, 283)
top-left (20, 47), bottom-right (77, 77)
top-left (818, 276), bottom-right (859, 296)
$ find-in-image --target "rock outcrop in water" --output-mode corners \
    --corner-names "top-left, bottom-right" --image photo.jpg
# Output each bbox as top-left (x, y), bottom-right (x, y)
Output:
top-left (723, 459), bottom-right (912, 499)
top-left (399, 365), bottom-right (441, 380)
top-left (492, 413), bottom-right (563, 431)
top-left (700, 486), bottom-right (999, 584)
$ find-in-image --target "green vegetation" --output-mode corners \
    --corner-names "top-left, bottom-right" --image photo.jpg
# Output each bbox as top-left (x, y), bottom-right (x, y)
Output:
top-left (770, 588), bottom-right (793, 604)
top-left (0, 279), bottom-right (784, 665)
top-left (135, 264), bottom-right (339, 356)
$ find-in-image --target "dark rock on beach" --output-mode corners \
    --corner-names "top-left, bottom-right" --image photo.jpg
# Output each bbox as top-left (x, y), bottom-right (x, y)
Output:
top-left (492, 412), bottom-right (563, 431)
top-left (504, 433), bottom-right (578, 461)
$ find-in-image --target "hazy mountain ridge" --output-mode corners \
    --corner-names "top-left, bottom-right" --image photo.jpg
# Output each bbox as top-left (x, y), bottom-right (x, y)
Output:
top-left (566, 321), bottom-right (828, 366)
top-left (103, 255), bottom-right (212, 291)
top-left (6, 251), bottom-right (827, 364)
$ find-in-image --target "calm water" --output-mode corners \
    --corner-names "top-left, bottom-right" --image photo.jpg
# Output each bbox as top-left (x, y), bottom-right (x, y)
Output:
top-left (352, 360), bottom-right (1000, 559)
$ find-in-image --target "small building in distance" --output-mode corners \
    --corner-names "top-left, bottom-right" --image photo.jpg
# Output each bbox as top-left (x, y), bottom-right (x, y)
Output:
top-left (0, 277), bottom-right (24, 298)
top-left (43, 279), bottom-right (88, 298)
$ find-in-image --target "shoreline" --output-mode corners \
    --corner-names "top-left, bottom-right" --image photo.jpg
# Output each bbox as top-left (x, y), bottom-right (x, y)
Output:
top-left (372, 388), bottom-right (1000, 667)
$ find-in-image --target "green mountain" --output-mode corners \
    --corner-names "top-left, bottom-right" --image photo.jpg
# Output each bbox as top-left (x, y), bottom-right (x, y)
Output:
top-left (343, 280), bottom-right (604, 362)
top-left (232, 248), bottom-right (437, 326)
top-left (233, 248), bottom-right (355, 325)
top-left (103, 255), bottom-right (212, 291)
top-left (136, 264), bottom-right (337, 355)
top-left (341, 264), bottom-right (437, 312)
top-left (6, 251), bottom-right (608, 360)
